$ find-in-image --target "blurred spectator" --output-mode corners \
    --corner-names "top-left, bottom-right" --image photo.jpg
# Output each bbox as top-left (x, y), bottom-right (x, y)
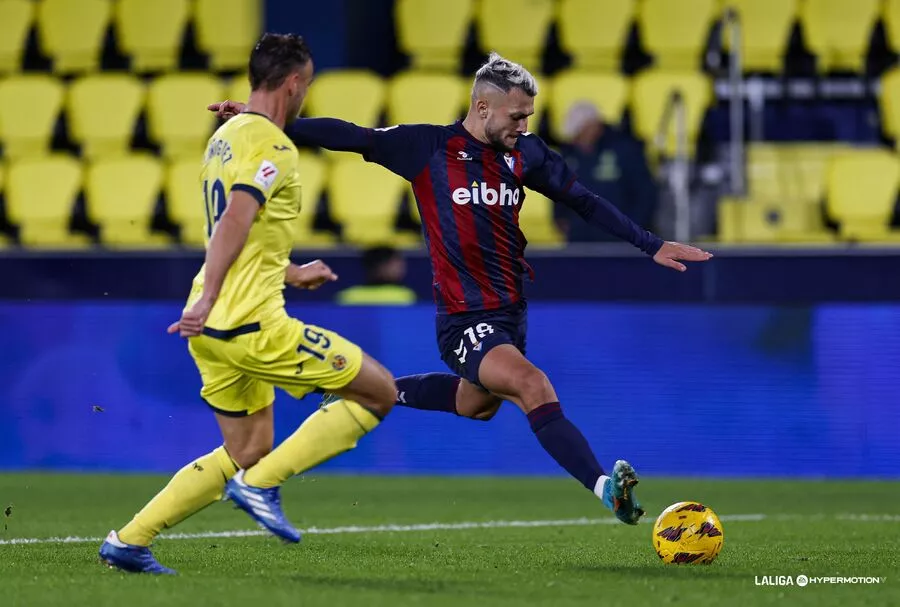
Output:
top-left (336, 245), bottom-right (417, 305)
top-left (553, 102), bottom-right (659, 242)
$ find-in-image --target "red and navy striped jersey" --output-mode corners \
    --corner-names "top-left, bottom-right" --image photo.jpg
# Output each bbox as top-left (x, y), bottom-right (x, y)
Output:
top-left (286, 119), bottom-right (663, 314)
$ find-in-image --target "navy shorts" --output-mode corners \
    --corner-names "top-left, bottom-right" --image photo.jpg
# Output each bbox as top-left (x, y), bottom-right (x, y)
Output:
top-left (435, 300), bottom-right (528, 390)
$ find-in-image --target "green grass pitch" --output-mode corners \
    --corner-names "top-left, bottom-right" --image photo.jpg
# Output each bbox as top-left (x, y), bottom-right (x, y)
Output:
top-left (0, 474), bottom-right (898, 606)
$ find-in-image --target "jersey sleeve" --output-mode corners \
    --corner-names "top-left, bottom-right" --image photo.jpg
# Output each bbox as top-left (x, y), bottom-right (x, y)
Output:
top-left (230, 136), bottom-right (295, 206)
top-left (520, 133), bottom-right (663, 255)
top-left (285, 118), bottom-right (445, 181)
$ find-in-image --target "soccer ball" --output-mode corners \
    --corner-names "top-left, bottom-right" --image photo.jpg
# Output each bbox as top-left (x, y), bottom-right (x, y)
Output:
top-left (652, 501), bottom-right (724, 564)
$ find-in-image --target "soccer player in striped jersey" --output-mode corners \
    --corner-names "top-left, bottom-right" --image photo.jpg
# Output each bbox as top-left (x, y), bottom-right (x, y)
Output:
top-left (212, 53), bottom-right (712, 525)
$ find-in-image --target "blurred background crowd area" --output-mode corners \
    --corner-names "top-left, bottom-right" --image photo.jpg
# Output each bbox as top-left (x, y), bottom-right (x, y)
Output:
top-left (0, 0), bottom-right (899, 252)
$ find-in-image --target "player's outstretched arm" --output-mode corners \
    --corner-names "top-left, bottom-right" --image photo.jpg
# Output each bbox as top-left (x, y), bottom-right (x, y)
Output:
top-left (167, 191), bottom-right (259, 337)
top-left (285, 259), bottom-right (338, 290)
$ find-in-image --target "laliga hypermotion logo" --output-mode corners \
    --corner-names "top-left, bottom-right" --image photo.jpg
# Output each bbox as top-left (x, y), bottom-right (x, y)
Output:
top-left (452, 181), bottom-right (520, 206)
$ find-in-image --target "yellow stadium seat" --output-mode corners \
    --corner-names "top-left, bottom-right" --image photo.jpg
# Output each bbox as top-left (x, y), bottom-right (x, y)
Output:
top-left (164, 158), bottom-right (205, 247)
top-left (36, 0), bottom-right (111, 73)
top-left (879, 67), bottom-right (900, 145)
top-left (328, 157), bottom-right (418, 247)
top-left (395, 0), bottom-right (473, 71)
top-left (67, 74), bottom-right (144, 159)
top-left (548, 70), bottom-right (629, 142)
top-left (722, 0), bottom-right (797, 72)
top-left (147, 73), bottom-right (224, 158)
top-left (717, 197), bottom-right (834, 243)
top-left (227, 74), bottom-right (251, 105)
top-left (304, 70), bottom-right (386, 127)
top-left (521, 188), bottom-right (564, 247)
top-left (294, 151), bottom-right (337, 248)
top-left (780, 143), bottom-right (849, 206)
top-left (0, 0), bottom-right (34, 74)
top-left (0, 75), bottom-right (64, 159)
top-left (638, 0), bottom-right (718, 70)
top-left (557, 0), bottom-right (635, 71)
top-left (630, 70), bottom-right (712, 157)
top-left (886, 0), bottom-right (900, 53)
top-left (115, 0), bottom-right (189, 73)
top-left (800, 0), bottom-right (880, 72)
top-left (826, 149), bottom-right (900, 241)
top-left (194, 0), bottom-right (261, 71)
top-left (386, 72), bottom-right (467, 126)
top-left (5, 155), bottom-right (91, 248)
top-left (85, 154), bottom-right (171, 248)
top-left (476, 0), bottom-right (555, 73)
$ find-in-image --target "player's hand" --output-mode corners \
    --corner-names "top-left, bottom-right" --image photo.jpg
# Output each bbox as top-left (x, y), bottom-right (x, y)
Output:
top-left (167, 297), bottom-right (214, 337)
top-left (652, 241), bottom-right (713, 272)
top-left (286, 260), bottom-right (338, 290)
top-left (207, 100), bottom-right (246, 121)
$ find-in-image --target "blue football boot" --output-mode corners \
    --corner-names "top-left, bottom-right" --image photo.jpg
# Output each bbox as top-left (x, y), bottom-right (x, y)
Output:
top-left (224, 470), bottom-right (301, 543)
top-left (601, 460), bottom-right (645, 525)
top-left (98, 530), bottom-right (176, 575)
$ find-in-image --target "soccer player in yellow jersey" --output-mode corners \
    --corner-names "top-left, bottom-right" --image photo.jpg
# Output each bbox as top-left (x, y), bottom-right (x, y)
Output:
top-left (99, 33), bottom-right (396, 575)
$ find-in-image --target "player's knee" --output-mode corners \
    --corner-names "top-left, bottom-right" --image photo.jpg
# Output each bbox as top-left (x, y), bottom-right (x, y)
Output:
top-left (356, 361), bottom-right (396, 418)
top-left (517, 368), bottom-right (555, 404)
top-left (470, 405), bottom-right (500, 422)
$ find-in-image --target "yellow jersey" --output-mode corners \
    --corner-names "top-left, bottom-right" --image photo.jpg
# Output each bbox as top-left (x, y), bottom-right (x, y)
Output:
top-left (187, 112), bottom-right (301, 331)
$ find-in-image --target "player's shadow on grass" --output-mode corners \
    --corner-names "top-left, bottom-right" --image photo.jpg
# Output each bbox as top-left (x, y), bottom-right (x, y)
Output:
top-left (570, 564), bottom-right (747, 579)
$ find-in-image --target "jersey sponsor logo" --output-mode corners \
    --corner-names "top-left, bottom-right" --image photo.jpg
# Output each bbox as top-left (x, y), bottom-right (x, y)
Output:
top-left (458, 150), bottom-right (472, 161)
top-left (451, 181), bottom-right (520, 206)
top-left (254, 160), bottom-right (279, 190)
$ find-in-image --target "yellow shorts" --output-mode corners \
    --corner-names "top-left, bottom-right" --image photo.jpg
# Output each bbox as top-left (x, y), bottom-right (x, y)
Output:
top-left (188, 316), bottom-right (363, 417)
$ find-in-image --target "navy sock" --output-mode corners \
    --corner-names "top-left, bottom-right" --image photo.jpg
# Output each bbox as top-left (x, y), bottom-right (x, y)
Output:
top-left (527, 402), bottom-right (605, 491)
top-left (395, 373), bottom-right (460, 414)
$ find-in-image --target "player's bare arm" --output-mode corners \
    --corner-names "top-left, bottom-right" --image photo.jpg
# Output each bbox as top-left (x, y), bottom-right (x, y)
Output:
top-left (167, 191), bottom-right (259, 337)
top-left (285, 259), bottom-right (338, 290)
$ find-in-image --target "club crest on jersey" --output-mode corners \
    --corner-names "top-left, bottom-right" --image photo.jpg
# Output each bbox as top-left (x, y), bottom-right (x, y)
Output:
top-left (451, 181), bottom-right (520, 206)
top-left (503, 153), bottom-right (515, 171)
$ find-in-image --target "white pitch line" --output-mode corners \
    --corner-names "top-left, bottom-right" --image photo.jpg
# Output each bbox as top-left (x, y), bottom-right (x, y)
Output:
top-left (0, 512), bottom-right (893, 547)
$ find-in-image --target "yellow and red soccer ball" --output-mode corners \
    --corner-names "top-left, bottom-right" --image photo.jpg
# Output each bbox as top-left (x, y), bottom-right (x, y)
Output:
top-left (653, 501), bottom-right (724, 564)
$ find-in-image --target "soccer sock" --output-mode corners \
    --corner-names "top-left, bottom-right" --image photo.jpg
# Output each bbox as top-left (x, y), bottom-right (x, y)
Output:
top-left (527, 402), bottom-right (605, 492)
top-left (118, 446), bottom-right (238, 546)
top-left (242, 399), bottom-right (380, 488)
top-left (395, 373), bottom-right (460, 414)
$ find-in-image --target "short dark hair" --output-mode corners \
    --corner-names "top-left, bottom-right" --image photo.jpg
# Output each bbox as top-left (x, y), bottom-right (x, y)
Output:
top-left (248, 33), bottom-right (312, 91)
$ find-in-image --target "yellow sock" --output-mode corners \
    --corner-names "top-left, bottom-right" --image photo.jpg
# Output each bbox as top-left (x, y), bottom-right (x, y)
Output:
top-left (243, 399), bottom-right (380, 488)
top-left (118, 446), bottom-right (238, 546)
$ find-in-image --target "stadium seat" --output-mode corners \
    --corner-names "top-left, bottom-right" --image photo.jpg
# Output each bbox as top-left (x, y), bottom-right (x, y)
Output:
top-left (0, 75), bottom-right (64, 159)
top-left (557, 0), bottom-right (635, 71)
top-left (886, 0), bottom-right (900, 54)
top-left (67, 74), bottom-right (144, 159)
top-left (85, 154), bottom-right (170, 248)
top-left (521, 188), bottom-right (564, 247)
top-left (800, 0), bottom-right (880, 72)
top-left (147, 73), bottom-right (224, 158)
top-left (530, 75), bottom-right (551, 136)
top-left (328, 157), bottom-right (419, 247)
top-left (548, 70), bottom-right (629, 142)
top-left (294, 151), bottom-right (337, 247)
top-left (395, 0), bottom-right (473, 71)
top-left (115, 0), bottom-right (190, 73)
top-left (825, 149), bottom-right (900, 241)
top-left (165, 158), bottom-right (205, 247)
top-left (304, 70), bottom-right (386, 127)
top-left (630, 70), bottom-right (712, 157)
top-left (36, 0), bottom-right (112, 73)
top-left (194, 0), bottom-right (261, 71)
top-left (475, 0), bottom-right (555, 73)
top-left (638, 0), bottom-right (718, 70)
top-left (717, 197), bottom-right (834, 243)
top-left (879, 68), bottom-right (900, 146)
top-left (722, 0), bottom-right (797, 72)
top-left (386, 72), bottom-right (467, 126)
top-left (227, 74), bottom-right (251, 106)
top-left (0, 0), bottom-right (34, 74)
top-left (5, 155), bottom-right (91, 248)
